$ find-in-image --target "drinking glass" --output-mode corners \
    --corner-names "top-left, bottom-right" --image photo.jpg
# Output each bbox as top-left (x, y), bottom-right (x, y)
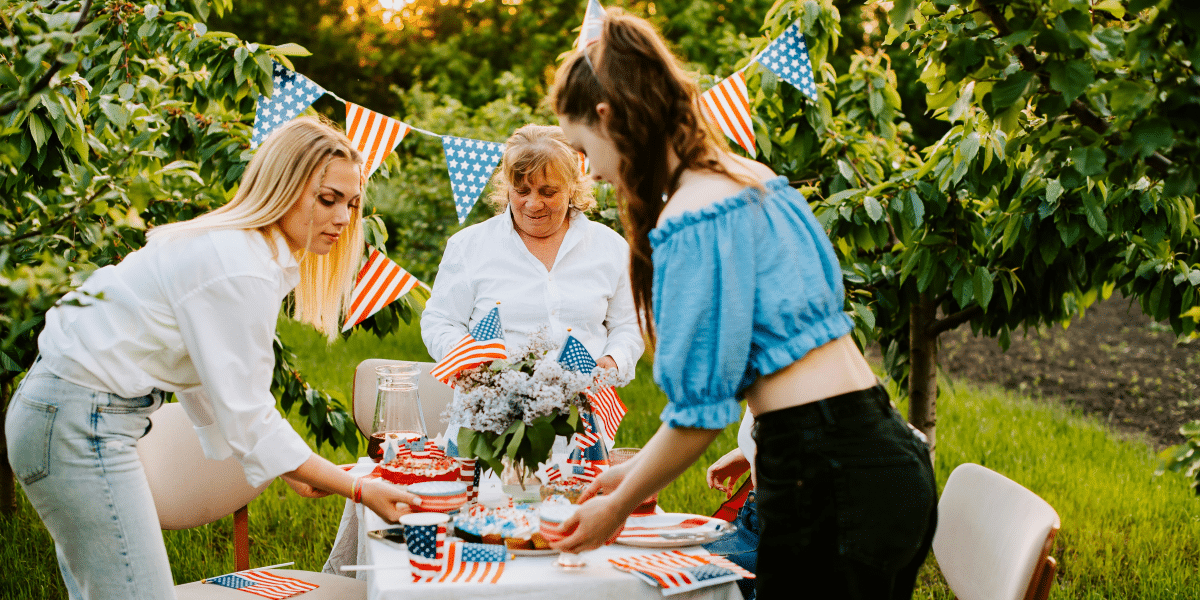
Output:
top-left (369, 362), bottom-right (427, 461)
top-left (609, 447), bottom-right (658, 515)
top-left (538, 503), bottom-right (587, 569)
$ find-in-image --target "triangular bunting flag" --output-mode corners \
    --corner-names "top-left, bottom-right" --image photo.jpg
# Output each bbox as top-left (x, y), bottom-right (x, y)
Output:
top-left (441, 136), bottom-right (505, 224)
top-left (700, 71), bottom-right (755, 156)
top-left (755, 21), bottom-right (819, 101)
top-left (577, 0), bottom-right (606, 48)
top-left (429, 306), bottom-right (507, 385)
top-left (345, 102), bottom-right (411, 178)
top-left (251, 61), bottom-right (326, 148)
top-left (342, 248), bottom-right (422, 331)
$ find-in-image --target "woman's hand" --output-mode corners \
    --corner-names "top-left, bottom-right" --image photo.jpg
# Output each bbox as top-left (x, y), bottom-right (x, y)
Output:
top-left (551, 493), bottom-right (628, 554)
top-left (706, 448), bottom-right (750, 498)
top-left (596, 355), bottom-right (618, 371)
top-left (360, 479), bottom-right (422, 523)
top-left (576, 457), bottom-right (633, 504)
top-left (280, 473), bottom-right (333, 498)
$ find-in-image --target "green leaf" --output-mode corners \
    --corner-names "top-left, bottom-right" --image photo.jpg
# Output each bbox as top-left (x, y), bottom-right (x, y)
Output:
top-left (989, 71), bottom-right (1033, 115)
top-left (271, 42), bottom-right (312, 57)
top-left (1081, 194), bottom-right (1108, 235)
top-left (1047, 60), bottom-right (1094, 102)
top-left (974, 266), bottom-right (994, 311)
top-left (904, 189), bottom-right (924, 228)
top-left (28, 113), bottom-right (50, 150)
top-left (1046, 179), bottom-right (1064, 204)
top-left (837, 160), bottom-right (857, 184)
top-left (1129, 119), bottom-right (1173, 158)
top-left (1069, 147), bottom-right (1106, 178)
top-left (888, 0), bottom-right (916, 27)
top-left (863, 196), bottom-right (883, 222)
top-left (101, 101), bottom-right (130, 129)
top-left (851, 302), bottom-right (876, 331)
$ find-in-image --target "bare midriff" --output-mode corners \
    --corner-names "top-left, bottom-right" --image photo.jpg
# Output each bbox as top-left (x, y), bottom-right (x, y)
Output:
top-left (744, 335), bottom-right (879, 417)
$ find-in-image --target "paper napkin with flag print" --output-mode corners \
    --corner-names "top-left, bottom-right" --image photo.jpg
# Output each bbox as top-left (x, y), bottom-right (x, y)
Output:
top-left (430, 306), bottom-right (507, 386)
top-left (755, 21), bottom-right (819, 101)
top-left (342, 248), bottom-right (423, 331)
top-left (251, 61), bottom-right (326, 148)
top-left (441, 136), bottom-right (505, 223)
top-left (345, 102), bottom-right (411, 178)
top-left (204, 569), bottom-right (319, 599)
top-left (558, 335), bottom-right (627, 446)
top-left (609, 550), bottom-right (755, 596)
top-left (700, 71), bottom-right (755, 156)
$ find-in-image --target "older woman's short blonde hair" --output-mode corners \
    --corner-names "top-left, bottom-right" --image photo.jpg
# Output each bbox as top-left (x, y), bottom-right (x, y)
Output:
top-left (487, 124), bottom-right (595, 213)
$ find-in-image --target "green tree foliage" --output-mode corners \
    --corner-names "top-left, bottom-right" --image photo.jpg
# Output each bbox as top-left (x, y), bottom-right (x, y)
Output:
top-left (749, 0), bottom-right (1198, 459)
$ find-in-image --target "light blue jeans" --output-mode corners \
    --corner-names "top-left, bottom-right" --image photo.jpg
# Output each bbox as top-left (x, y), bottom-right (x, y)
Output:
top-left (6, 358), bottom-right (175, 600)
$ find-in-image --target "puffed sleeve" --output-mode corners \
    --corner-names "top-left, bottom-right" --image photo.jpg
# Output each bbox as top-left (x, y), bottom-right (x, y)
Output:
top-left (421, 234), bottom-right (474, 360)
top-left (650, 209), bottom-right (756, 430)
top-left (600, 241), bottom-right (645, 379)
top-left (172, 275), bottom-right (312, 487)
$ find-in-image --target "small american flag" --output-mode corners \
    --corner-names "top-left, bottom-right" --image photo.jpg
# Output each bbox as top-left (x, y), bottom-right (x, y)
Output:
top-left (577, 0), bottom-right (606, 48)
top-left (441, 135), bottom-right (505, 223)
top-left (407, 522), bottom-right (447, 582)
top-left (587, 385), bottom-right (626, 446)
top-left (342, 248), bottom-right (423, 331)
top-left (755, 21), bottom-right (819, 101)
top-left (608, 550), bottom-right (754, 596)
top-left (204, 570), bottom-right (319, 599)
top-left (558, 335), bottom-right (597, 373)
top-left (251, 61), bottom-right (326, 148)
top-left (700, 71), bottom-right (755, 156)
top-left (573, 416), bottom-right (601, 452)
top-left (456, 457), bottom-right (480, 503)
top-left (544, 464), bottom-right (563, 483)
top-left (345, 102), bottom-right (410, 178)
top-left (434, 541), bottom-right (507, 584)
top-left (430, 307), bottom-right (507, 385)
top-left (564, 458), bottom-right (602, 483)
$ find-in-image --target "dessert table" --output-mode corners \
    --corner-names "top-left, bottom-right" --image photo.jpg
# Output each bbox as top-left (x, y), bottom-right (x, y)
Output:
top-left (327, 458), bottom-right (746, 600)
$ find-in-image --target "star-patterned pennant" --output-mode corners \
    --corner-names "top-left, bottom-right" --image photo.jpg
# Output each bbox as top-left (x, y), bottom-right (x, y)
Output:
top-left (577, 0), bottom-right (606, 48)
top-left (441, 136), bottom-right (505, 224)
top-left (755, 21), bottom-right (819, 101)
top-left (251, 61), bottom-right (327, 148)
top-left (345, 102), bottom-right (411, 178)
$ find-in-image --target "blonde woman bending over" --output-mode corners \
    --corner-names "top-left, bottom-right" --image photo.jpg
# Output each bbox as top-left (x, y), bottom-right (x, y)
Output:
top-left (6, 117), bottom-right (420, 600)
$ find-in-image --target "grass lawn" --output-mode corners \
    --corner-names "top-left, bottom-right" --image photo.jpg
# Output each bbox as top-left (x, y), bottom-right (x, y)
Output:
top-left (3, 316), bottom-right (1199, 599)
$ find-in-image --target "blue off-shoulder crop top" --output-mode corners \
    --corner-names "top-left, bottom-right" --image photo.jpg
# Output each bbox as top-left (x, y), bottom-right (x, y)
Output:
top-left (649, 175), bottom-right (853, 430)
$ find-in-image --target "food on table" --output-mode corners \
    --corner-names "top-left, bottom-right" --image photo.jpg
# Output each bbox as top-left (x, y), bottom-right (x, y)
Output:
top-left (538, 479), bottom-right (590, 504)
top-left (453, 504), bottom-right (549, 550)
top-left (376, 453), bottom-right (461, 485)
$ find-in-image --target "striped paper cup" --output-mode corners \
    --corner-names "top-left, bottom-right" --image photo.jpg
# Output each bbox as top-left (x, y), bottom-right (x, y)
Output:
top-left (408, 481), bottom-right (469, 513)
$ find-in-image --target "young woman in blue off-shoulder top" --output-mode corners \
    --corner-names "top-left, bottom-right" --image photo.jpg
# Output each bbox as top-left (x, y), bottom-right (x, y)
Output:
top-left (546, 9), bottom-right (937, 599)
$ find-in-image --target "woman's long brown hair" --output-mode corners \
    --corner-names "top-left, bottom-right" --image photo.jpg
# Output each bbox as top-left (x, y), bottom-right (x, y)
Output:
top-left (549, 8), bottom-right (750, 344)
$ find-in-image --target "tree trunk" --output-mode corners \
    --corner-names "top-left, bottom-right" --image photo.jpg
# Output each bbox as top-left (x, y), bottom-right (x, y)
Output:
top-left (1, 377), bottom-right (14, 515)
top-left (908, 292), bottom-right (939, 463)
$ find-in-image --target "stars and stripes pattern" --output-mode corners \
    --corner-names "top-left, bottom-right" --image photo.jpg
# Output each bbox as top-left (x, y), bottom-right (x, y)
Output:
top-left (345, 102), bottom-right (411, 178)
top-left (700, 71), bottom-right (755, 156)
top-left (577, 0), bottom-right (606, 48)
top-left (755, 21), bottom-right (819, 101)
top-left (407, 522), bottom-right (447, 582)
top-left (434, 541), bottom-right (507, 584)
top-left (441, 136), bottom-right (505, 223)
top-left (587, 385), bottom-right (626, 446)
top-left (251, 61), bottom-right (326, 148)
top-left (342, 248), bottom-right (423, 331)
top-left (430, 306), bottom-right (507, 385)
top-left (456, 457), bottom-right (480, 503)
top-left (573, 417), bottom-right (601, 452)
top-left (204, 570), bottom-right (319, 599)
top-left (608, 551), bottom-right (755, 596)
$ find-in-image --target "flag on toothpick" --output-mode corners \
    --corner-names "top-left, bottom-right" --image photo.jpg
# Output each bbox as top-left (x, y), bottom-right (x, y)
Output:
top-left (430, 306), bottom-right (507, 385)
top-left (441, 136), bottom-right (505, 224)
top-left (251, 61), bottom-right (326, 148)
top-left (755, 21), bottom-right (819, 101)
top-left (559, 335), bottom-right (626, 444)
top-left (204, 570), bottom-right (319, 599)
top-left (435, 541), bottom-right (507, 583)
top-left (342, 248), bottom-right (423, 331)
top-left (608, 550), bottom-right (755, 596)
top-left (700, 71), bottom-right (756, 156)
top-left (558, 335), bottom-right (597, 373)
top-left (577, 0), bottom-right (606, 48)
top-left (345, 102), bottom-right (411, 178)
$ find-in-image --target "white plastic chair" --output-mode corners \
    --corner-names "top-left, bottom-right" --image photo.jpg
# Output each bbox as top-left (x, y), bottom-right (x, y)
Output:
top-left (351, 359), bottom-right (454, 438)
top-left (933, 463), bottom-right (1060, 600)
top-left (137, 403), bottom-right (365, 599)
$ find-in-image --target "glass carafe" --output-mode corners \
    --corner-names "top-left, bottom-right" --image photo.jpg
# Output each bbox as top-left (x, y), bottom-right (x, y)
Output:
top-left (368, 362), bottom-right (427, 461)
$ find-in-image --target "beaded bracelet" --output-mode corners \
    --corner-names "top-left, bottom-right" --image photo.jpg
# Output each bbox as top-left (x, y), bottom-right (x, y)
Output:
top-left (352, 476), bottom-right (364, 504)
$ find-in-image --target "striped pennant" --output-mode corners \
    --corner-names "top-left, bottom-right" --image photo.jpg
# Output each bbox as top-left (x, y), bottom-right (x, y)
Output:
top-left (608, 550), bottom-right (754, 596)
top-left (587, 385), bottom-right (626, 445)
top-left (429, 307), bottom-right (507, 386)
top-left (700, 71), bottom-right (755, 156)
top-left (435, 541), bottom-right (506, 584)
top-left (204, 570), bottom-right (319, 599)
top-left (342, 248), bottom-right (422, 331)
top-left (345, 102), bottom-right (411, 178)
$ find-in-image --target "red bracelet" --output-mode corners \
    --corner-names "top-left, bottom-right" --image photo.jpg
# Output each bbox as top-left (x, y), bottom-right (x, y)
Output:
top-left (352, 477), bottom-right (364, 504)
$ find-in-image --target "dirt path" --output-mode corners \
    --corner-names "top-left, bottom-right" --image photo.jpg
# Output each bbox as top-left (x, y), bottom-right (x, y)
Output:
top-left (938, 295), bottom-right (1200, 450)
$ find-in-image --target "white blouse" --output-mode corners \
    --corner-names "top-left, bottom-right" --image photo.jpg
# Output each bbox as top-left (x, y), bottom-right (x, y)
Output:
top-left (421, 207), bottom-right (644, 379)
top-left (38, 229), bottom-right (312, 487)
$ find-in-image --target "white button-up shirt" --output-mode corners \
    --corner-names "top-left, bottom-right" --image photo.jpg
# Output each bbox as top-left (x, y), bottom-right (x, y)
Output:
top-left (38, 228), bottom-right (312, 486)
top-left (421, 207), bottom-right (644, 379)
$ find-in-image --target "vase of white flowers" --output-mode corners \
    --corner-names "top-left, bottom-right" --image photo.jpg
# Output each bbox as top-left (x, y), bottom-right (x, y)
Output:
top-left (448, 331), bottom-right (624, 489)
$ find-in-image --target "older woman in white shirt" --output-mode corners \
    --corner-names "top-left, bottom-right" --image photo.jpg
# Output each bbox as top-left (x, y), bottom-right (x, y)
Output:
top-left (422, 123), bottom-right (644, 409)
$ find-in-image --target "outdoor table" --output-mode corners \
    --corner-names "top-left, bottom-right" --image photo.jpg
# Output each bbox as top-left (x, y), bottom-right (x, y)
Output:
top-left (330, 458), bottom-right (745, 600)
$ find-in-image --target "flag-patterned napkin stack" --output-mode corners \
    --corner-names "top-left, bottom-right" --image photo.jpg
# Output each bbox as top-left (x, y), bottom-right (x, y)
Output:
top-left (755, 21), bottom-right (819, 101)
top-left (342, 248), bottom-right (423, 331)
top-left (609, 550), bottom-right (755, 596)
top-left (406, 517), bottom-right (507, 584)
top-left (204, 569), bottom-right (319, 599)
top-left (251, 61), bottom-right (326, 148)
top-left (441, 136), bottom-right (505, 223)
top-left (430, 306), bottom-right (507, 386)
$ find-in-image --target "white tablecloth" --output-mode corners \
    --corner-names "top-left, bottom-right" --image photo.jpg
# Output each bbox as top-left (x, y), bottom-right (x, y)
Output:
top-left (327, 458), bottom-right (744, 600)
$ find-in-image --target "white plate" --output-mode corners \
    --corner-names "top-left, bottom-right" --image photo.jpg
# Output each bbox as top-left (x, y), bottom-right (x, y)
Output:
top-left (616, 513), bottom-right (731, 548)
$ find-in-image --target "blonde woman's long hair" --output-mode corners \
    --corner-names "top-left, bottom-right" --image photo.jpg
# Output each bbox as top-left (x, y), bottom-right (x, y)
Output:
top-left (149, 117), bottom-right (366, 340)
top-left (487, 124), bottom-right (595, 214)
